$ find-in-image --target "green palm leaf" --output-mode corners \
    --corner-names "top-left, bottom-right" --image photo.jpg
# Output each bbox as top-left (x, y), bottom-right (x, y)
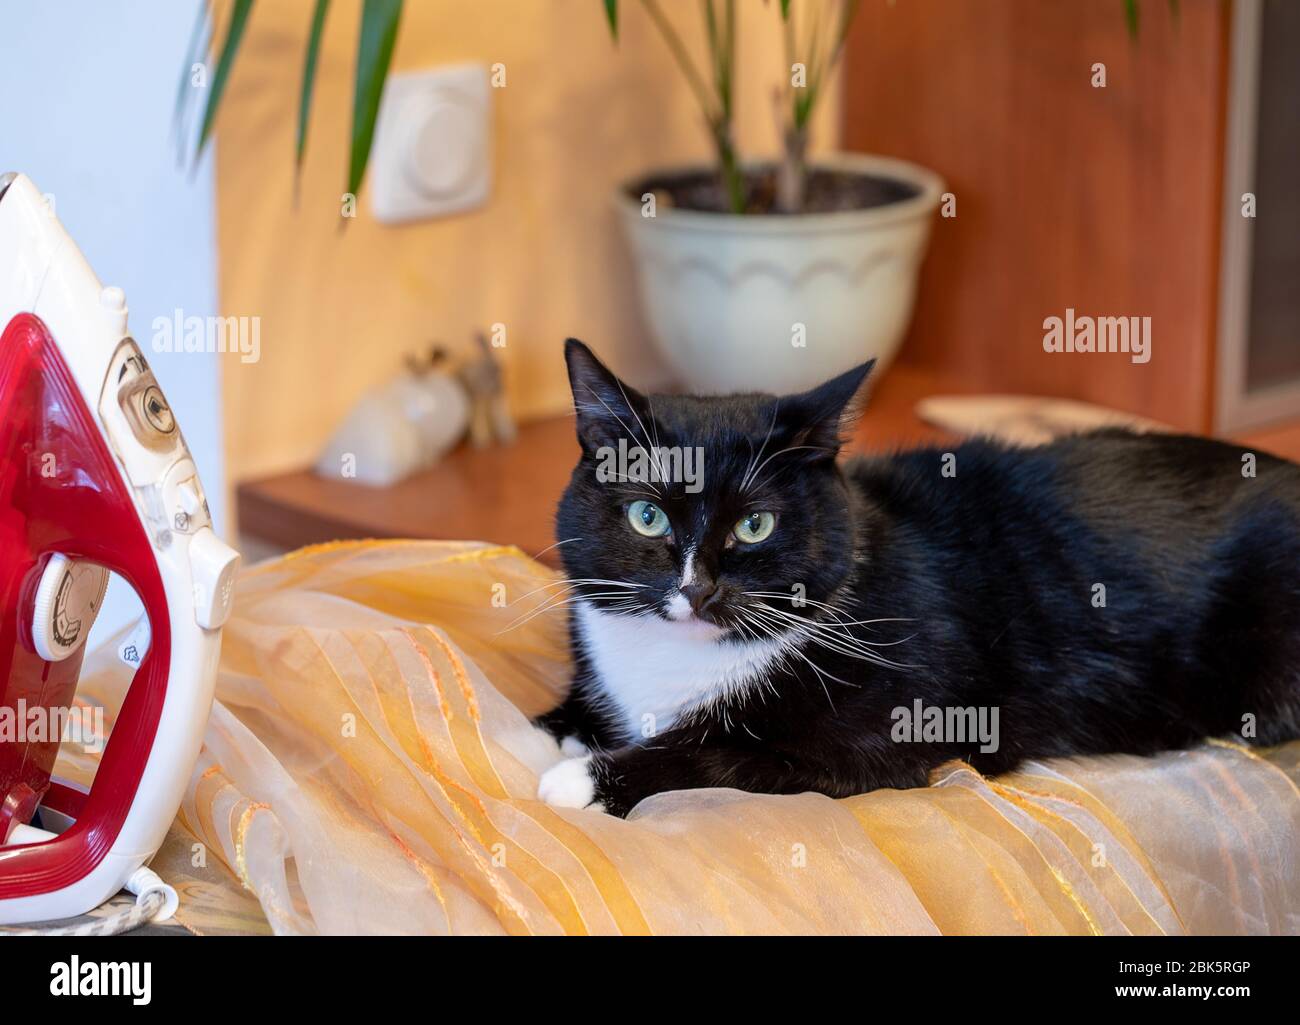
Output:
top-left (347, 0), bottom-right (403, 199)
top-left (197, 0), bottom-right (255, 154)
top-left (173, 2), bottom-right (210, 159)
top-left (296, 0), bottom-right (332, 176)
top-left (1125, 0), bottom-right (1181, 39)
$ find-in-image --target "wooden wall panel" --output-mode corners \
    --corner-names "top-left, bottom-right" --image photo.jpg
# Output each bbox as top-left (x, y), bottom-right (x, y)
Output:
top-left (842, 0), bottom-right (1229, 431)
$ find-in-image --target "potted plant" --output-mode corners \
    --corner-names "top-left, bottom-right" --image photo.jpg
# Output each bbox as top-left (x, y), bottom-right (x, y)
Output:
top-left (603, 0), bottom-right (945, 394)
top-left (184, 1), bottom-right (1171, 398)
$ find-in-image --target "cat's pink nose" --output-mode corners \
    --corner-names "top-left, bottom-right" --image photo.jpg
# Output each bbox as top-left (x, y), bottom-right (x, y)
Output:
top-left (681, 581), bottom-right (719, 614)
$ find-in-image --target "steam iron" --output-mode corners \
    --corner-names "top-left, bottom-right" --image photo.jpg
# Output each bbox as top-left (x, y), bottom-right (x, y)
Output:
top-left (0, 172), bottom-right (239, 925)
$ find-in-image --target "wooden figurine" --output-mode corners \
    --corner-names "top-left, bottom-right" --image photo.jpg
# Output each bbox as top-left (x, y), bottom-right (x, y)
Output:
top-left (457, 331), bottom-right (516, 448)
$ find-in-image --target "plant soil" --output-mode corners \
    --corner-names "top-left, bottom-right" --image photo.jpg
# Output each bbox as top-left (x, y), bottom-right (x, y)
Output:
top-left (626, 165), bottom-right (919, 216)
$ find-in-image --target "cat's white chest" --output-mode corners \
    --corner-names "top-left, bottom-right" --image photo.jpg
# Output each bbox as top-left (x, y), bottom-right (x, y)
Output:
top-left (575, 602), bottom-right (788, 742)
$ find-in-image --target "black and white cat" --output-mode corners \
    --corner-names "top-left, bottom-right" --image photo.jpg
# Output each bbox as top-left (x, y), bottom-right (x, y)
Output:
top-left (536, 339), bottom-right (1300, 817)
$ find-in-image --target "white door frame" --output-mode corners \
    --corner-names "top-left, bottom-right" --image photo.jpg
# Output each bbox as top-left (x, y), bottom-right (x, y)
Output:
top-left (1215, 0), bottom-right (1300, 432)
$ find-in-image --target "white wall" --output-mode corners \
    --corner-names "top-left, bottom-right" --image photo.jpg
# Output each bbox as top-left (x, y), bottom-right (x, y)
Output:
top-left (0, 0), bottom-right (224, 636)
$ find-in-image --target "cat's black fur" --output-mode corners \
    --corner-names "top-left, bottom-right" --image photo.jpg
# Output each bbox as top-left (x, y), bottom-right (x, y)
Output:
top-left (537, 339), bottom-right (1300, 817)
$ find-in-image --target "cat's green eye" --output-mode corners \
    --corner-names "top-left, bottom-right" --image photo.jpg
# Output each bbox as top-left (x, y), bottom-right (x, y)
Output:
top-left (627, 500), bottom-right (671, 538)
top-left (734, 511), bottom-right (776, 544)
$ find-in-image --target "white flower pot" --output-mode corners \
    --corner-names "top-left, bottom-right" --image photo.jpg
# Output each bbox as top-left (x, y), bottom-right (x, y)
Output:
top-left (616, 153), bottom-right (945, 395)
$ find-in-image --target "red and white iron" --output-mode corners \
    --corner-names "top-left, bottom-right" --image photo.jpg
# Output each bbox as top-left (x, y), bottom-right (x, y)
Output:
top-left (0, 172), bottom-right (239, 925)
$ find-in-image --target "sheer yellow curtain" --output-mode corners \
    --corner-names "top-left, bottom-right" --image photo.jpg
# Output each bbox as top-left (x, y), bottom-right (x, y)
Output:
top-left (68, 541), bottom-right (1300, 934)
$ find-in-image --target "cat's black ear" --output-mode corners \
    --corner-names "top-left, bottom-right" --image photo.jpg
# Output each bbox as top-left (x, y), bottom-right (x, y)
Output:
top-left (783, 359), bottom-right (875, 455)
top-left (564, 338), bottom-right (649, 453)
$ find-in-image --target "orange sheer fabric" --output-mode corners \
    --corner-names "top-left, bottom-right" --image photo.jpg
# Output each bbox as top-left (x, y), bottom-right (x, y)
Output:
top-left (65, 540), bottom-right (1300, 934)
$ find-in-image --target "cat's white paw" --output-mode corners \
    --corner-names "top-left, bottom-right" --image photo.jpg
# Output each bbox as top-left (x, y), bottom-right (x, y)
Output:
top-left (538, 756), bottom-right (602, 811)
top-left (559, 734), bottom-right (590, 757)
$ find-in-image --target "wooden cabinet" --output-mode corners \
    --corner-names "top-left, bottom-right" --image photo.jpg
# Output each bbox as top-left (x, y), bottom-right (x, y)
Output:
top-left (841, 0), bottom-right (1270, 434)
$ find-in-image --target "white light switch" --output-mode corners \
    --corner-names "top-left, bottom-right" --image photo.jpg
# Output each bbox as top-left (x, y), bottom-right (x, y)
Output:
top-left (370, 64), bottom-right (492, 224)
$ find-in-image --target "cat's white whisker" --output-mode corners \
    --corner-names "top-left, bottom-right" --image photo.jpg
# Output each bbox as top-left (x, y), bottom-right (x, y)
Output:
top-left (734, 606), bottom-right (851, 708)
top-left (579, 382), bottom-right (666, 496)
top-left (615, 377), bottom-right (672, 491)
top-left (745, 444), bottom-right (838, 495)
top-left (742, 591), bottom-right (915, 628)
top-left (740, 400), bottom-right (781, 493)
top-left (743, 595), bottom-right (892, 645)
top-left (751, 600), bottom-right (908, 645)
top-left (497, 588), bottom-right (648, 635)
top-left (751, 601), bottom-right (887, 648)
top-left (646, 396), bottom-right (664, 459)
top-left (531, 537), bottom-right (584, 560)
top-left (507, 577), bottom-right (645, 607)
top-left (748, 602), bottom-right (917, 671)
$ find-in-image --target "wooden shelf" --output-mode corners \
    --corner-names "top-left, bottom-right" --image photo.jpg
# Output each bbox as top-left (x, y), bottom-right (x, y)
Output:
top-left (237, 360), bottom-right (1300, 566)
